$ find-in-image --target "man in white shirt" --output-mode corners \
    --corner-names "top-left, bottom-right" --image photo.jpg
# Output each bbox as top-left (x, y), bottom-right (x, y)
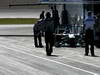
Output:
top-left (84, 11), bottom-right (95, 56)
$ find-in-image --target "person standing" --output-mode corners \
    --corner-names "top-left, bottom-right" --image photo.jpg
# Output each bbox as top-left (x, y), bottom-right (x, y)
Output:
top-left (61, 4), bottom-right (69, 33)
top-left (40, 11), bottom-right (45, 20)
top-left (84, 11), bottom-right (95, 56)
top-left (40, 11), bottom-right (45, 36)
top-left (51, 5), bottom-right (60, 31)
top-left (44, 12), bottom-right (55, 56)
top-left (33, 12), bottom-right (44, 48)
top-left (61, 4), bottom-right (69, 26)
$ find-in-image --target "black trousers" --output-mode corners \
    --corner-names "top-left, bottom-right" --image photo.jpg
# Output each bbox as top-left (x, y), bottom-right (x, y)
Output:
top-left (34, 34), bottom-right (42, 47)
top-left (85, 29), bottom-right (95, 56)
top-left (45, 33), bottom-right (54, 55)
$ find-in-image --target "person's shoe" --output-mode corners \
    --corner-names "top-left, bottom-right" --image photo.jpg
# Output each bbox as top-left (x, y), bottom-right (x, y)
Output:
top-left (46, 52), bottom-right (51, 56)
top-left (47, 54), bottom-right (51, 56)
top-left (91, 55), bottom-right (96, 57)
top-left (84, 54), bottom-right (88, 56)
top-left (39, 45), bottom-right (44, 48)
top-left (35, 45), bottom-right (39, 48)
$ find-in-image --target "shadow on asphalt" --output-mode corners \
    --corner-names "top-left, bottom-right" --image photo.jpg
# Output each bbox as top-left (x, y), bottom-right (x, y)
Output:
top-left (85, 55), bottom-right (100, 57)
top-left (91, 55), bottom-right (100, 57)
top-left (47, 55), bottom-right (59, 57)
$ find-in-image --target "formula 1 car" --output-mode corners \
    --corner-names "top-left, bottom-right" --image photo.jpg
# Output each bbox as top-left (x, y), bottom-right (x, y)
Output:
top-left (54, 26), bottom-right (81, 47)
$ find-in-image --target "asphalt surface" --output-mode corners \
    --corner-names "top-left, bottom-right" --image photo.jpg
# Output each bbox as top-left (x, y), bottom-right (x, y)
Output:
top-left (0, 25), bottom-right (100, 75)
top-left (0, 36), bottom-right (100, 75)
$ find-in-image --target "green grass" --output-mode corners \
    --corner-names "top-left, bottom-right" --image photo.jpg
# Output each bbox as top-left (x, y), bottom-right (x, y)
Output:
top-left (0, 18), bottom-right (39, 24)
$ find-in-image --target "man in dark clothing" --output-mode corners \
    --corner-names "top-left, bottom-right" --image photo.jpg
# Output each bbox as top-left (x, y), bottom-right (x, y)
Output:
top-left (84, 11), bottom-right (95, 56)
top-left (44, 12), bottom-right (54, 56)
top-left (51, 5), bottom-right (60, 31)
top-left (61, 4), bottom-right (69, 26)
top-left (40, 11), bottom-right (45, 36)
top-left (33, 27), bottom-right (43, 47)
top-left (40, 11), bottom-right (45, 20)
top-left (33, 13), bottom-right (44, 48)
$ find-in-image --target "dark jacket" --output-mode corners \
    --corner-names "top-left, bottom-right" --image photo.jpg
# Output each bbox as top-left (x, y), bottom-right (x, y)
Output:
top-left (33, 19), bottom-right (44, 36)
top-left (44, 18), bottom-right (54, 34)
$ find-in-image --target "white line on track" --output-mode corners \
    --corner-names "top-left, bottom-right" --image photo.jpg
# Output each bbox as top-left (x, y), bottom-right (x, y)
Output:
top-left (0, 43), bottom-right (98, 75)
